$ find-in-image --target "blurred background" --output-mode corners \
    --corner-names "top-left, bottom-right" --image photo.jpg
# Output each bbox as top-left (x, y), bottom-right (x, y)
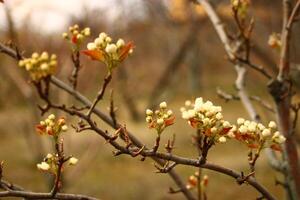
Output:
top-left (0, 0), bottom-right (300, 199)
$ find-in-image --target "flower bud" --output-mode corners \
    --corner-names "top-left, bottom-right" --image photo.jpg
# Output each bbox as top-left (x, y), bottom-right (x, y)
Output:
top-left (268, 121), bottom-right (277, 129)
top-left (262, 129), bottom-right (271, 137)
top-left (69, 157), bottom-right (78, 165)
top-left (216, 112), bottom-right (223, 120)
top-left (37, 162), bottom-right (50, 171)
top-left (146, 116), bottom-right (152, 123)
top-left (40, 63), bottom-right (49, 71)
top-left (167, 110), bottom-right (173, 116)
top-left (61, 125), bottom-right (68, 132)
top-left (41, 52), bottom-right (49, 60)
top-left (105, 36), bottom-right (112, 43)
top-left (48, 114), bottom-right (55, 120)
top-left (62, 32), bottom-right (68, 39)
top-left (105, 44), bottom-right (117, 54)
top-left (83, 27), bottom-right (91, 36)
top-left (159, 102), bottom-right (167, 109)
top-left (87, 42), bottom-right (97, 50)
top-left (99, 32), bottom-right (107, 39)
top-left (218, 136), bottom-right (227, 143)
top-left (157, 118), bottom-right (164, 125)
top-left (146, 109), bottom-right (153, 116)
top-left (116, 38), bottom-right (125, 48)
top-left (237, 118), bottom-right (245, 125)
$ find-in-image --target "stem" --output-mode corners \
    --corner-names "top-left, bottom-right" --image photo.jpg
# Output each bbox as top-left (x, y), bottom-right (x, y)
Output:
top-left (86, 73), bottom-right (112, 117)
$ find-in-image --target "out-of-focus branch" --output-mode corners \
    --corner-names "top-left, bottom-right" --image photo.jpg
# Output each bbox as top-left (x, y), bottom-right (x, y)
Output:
top-left (148, 18), bottom-right (204, 108)
top-left (216, 87), bottom-right (275, 113)
top-left (267, 0), bottom-right (300, 199)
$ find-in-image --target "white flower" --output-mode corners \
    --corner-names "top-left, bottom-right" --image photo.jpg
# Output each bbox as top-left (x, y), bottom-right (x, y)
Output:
top-left (48, 114), bottom-right (55, 120)
top-left (159, 102), bottom-right (167, 109)
top-left (116, 39), bottom-right (125, 48)
top-left (272, 131), bottom-right (286, 143)
top-left (212, 106), bottom-right (222, 113)
top-left (244, 120), bottom-right (250, 126)
top-left (105, 44), bottom-right (117, 54)
top-left (156, 118), bottom-right (164, 125)
top-left (262, 129), bottom-right (271, 137)
top-left (83, 27), bottom-right (91, 36)
top-left (69, 157), bottom-right (78, 165)
top-left (188, 110), bottom-right (196, 118)
top-left (227, 131), bottom-right (235, 138)
top-left (218, 136), bottom-right (227, 143)
top-left (237, 118), bottom-right (245, 125)
top-left (167, 110), bottom-right (173, 116)
top-left (194, 98), bottom-right (203, 111)
top-left (32, 52), bottom-right (39, 59)
top-left (46, 154), bottom-right (53, 159)
top-left (257, 123), bottom-right (265, 131)
top-left (40, 63), bottom-right (49, 71)
top-left (185, 100), bottom-right (192, 107)
top-left (146, 116), bottom-right (152, 123)
top-left (223, 121), bottom-right (231, 128)
top-left (248, 123), bottom-right (257, 132)
top-left (203, 118), bottom-right (210, 126)
top-left (215, 112), bottom-right (223, 120)
top-left (268, 121), bottom-right (277, 129)
top-left (277, 135), bottom-right (286, 144)
top-left (94, 38), bottom-right (103, 46)
top-left (37, 162), bottom-right (50, 171)
top-left (99, 32), bottom-right (107, 40)
top-left (211, 127), bottom-right (218, 134)
top-left (146, 109), bottom-right (153, 116)
top-left (105, 36), bottom-right (112, 43)
top-left (87, 42), bottom-right (97, 50)
top-left (61, 125), bottom-right (68, 132)
top-left (239, 125), bottom-right (248, 133)
top-left (41, 52), bottom-right (49, 60)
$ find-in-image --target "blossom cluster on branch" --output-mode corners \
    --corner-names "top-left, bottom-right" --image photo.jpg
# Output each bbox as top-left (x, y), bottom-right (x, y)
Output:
top-left (18, 52), bottom-right (57, 81)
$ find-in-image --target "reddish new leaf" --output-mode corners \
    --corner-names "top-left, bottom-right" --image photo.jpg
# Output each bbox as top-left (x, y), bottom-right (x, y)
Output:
top-left (219, 127), bottom-right (232, 135)
top-left (36, 125), bottom-right (46, 135)
top-left (270, 144), bottom-right (282, 152)
top-left (164, 116), bottom-right (175, 127)
top-left (119, 42), bottom-right (134, 61)
top-left (188, 118), bottom-right (198, 128)
top-left (71, 35), bottom-right (78, 44)
top-left (82, 50), bottom-right (105, 61)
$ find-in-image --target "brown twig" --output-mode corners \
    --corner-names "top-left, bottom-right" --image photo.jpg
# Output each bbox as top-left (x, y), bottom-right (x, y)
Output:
top-left (69, 51), bottom-right (81, 89)
top-left (86, 73), bottom-right (112, 117)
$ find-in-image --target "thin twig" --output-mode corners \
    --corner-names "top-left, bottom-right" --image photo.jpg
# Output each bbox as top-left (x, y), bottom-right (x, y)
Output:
top-left (86, 73), bottom-right (112, 117)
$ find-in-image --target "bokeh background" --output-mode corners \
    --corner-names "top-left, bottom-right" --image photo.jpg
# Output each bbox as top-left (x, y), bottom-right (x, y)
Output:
top-left (1, 0), bottom-right (300, 199)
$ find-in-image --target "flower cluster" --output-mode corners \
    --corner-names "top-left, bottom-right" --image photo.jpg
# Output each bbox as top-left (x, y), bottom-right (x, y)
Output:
top-left (145, 102), bottom-right (175, 134)
top-left (18, 52), bottom-right (57, 81)
top-left (83, 32), bottom-right (133, 71)
top-left (268, 33), bottom-right (282, 49)
top-left (36, 114), bottom-right (68, 136)
top-left (37, 153), bottom-right (78, 173)
top-left (186, 172), bottom-right (209, 190)
top-left (62, 24), bottom-right (91, 45)
top-left (181, 98), bottom-right (232, 143)
top-left (234, 118), bottom-right (286, 151)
